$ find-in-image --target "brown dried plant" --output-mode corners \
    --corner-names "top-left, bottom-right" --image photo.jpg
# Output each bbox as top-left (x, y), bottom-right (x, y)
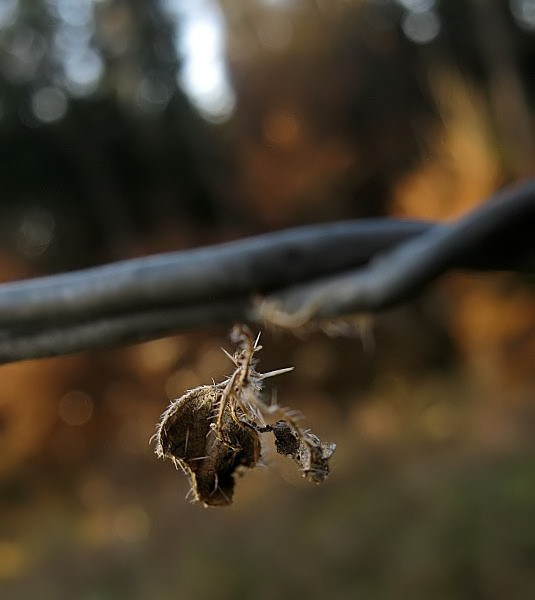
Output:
top-left (153, 325), bottom-right (336, 507)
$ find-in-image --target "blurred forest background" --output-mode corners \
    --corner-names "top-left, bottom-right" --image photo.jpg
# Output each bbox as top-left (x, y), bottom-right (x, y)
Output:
top-left (1, 0), bottom-right (535, 598)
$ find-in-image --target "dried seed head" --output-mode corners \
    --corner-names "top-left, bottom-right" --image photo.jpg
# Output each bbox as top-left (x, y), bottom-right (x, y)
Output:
top-left (193, 410), bottom-right (260, 506)
top-left (154, 383), bottom-right (260, 506)
top-left (153, 325), bottom-right (336, 506)
top-left (155, 385), bottom-right (218, 466)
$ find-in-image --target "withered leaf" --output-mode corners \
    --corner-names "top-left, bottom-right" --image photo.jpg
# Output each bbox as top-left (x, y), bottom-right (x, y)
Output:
top-left (298, 433), bottom-right (336, 484)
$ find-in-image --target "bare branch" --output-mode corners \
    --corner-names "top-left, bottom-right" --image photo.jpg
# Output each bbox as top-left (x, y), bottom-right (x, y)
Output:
top-left (0, 180), bottom-right (533, 362)
top-left (258, 179), bottom-right (535, 325)
top-left (0, 220), bottom-right (429, 327)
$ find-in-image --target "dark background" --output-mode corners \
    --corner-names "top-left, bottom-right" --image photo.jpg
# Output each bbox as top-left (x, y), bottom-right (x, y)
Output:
top-left (1, 1), bottom-right (535, 598)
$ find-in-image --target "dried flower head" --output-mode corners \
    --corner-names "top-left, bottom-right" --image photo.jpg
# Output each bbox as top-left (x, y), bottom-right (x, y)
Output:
top-left (153, 325), bottom-right (336, 507)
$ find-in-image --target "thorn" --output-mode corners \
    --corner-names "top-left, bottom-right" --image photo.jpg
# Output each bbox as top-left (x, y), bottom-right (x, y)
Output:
top-left (184, 427), bottom-right (190, 455)
top-left (254, 331), bottom-right (262, 349)
top-left (221, 347), bottom-right (237, 365)
top-left (257, 366), bottom-right (294, 380)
